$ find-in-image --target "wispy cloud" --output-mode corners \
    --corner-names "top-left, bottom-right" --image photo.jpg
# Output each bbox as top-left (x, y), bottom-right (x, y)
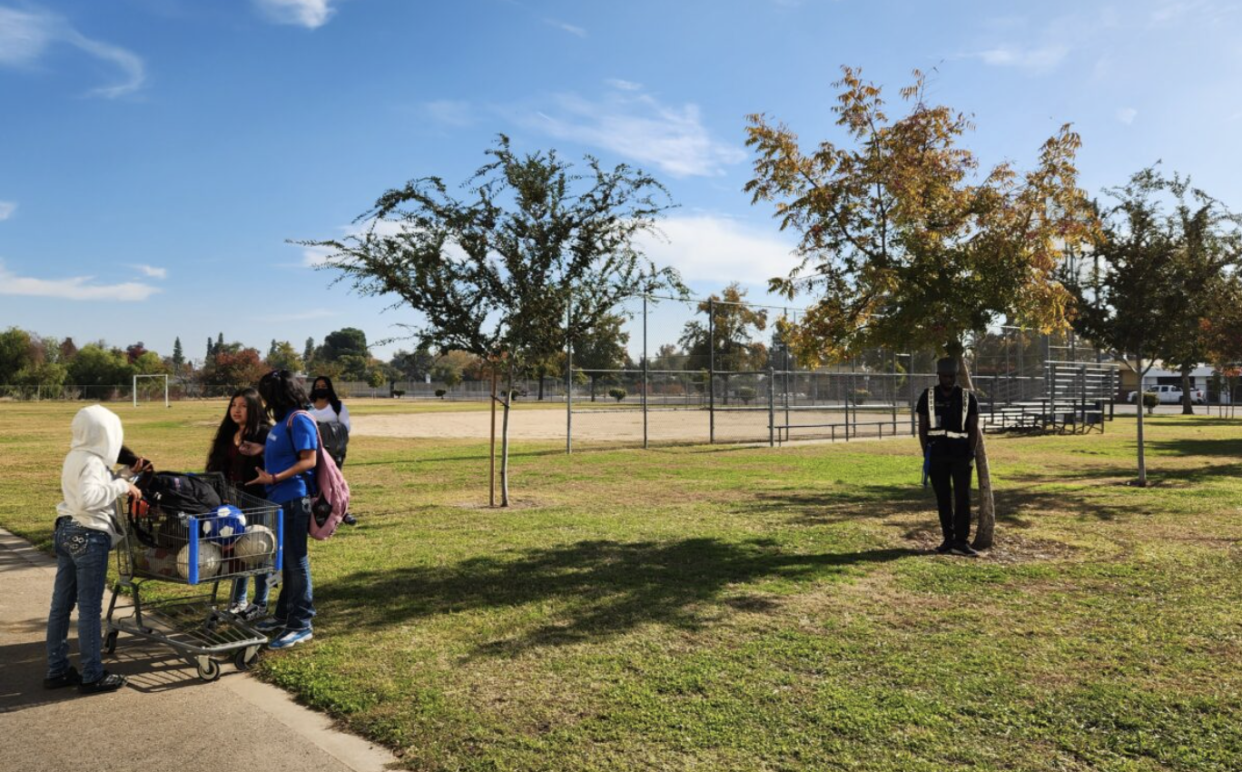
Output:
top-left (636, 215), bottom-right (799, 286)
top-left (1116, 107), bottom-right (1138, 125)
top-left (0, 6), bottom-right (145, 97)
top-left (424, 99), bottom-right (475, 127)
top-left (545, 18), bottom-right (586, 37)
top-left (605, 78), bottom-right (643, 91)
top-left (0, 201), bottom-right (15, 221)
top-left (131, 264), bottom-right (168, 279)
top-left (253, 0), bottom-right (335, 29)
top-left (974, 43), bottom-right (1069, 73)
top-left (512, 82), bottom-right (746, 178)
top-left (0, 259), bottom-right (160, 301)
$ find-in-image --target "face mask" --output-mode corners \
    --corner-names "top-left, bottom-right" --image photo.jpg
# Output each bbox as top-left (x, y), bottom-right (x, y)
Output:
top-left (311, 389), bottom-right (330, 400)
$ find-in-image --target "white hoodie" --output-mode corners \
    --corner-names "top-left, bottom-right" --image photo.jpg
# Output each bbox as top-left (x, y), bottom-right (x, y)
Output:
top-left (57, 405), bottom-right (132, 546)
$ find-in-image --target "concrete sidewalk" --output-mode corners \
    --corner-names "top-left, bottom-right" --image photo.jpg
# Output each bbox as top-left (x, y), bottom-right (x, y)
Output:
top-left (0, 528), bottom-right (399, 772)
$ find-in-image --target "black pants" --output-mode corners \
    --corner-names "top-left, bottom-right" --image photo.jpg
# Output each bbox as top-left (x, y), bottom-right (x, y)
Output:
top-left (928, 455), bottom-right (973, 543)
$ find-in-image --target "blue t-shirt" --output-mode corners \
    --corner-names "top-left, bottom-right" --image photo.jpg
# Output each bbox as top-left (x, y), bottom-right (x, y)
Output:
top-left (265, 411), bottom-right (318, 504)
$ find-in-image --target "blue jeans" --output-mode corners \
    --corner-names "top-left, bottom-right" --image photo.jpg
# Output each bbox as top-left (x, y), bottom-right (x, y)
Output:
top-left (46, 518), bottom-right (113, 683)
top-left (272, 497), bottom-right (314, 631)
top-left (230, 573), bottom-right (272, 607)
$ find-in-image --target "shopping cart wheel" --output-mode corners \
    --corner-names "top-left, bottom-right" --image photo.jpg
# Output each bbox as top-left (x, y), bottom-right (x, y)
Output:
top-left (196, 657), bottom-right (221, 682)
top-left (233, 645), bottom-right (261, 672)
top-left (103, 630), bottom-right (118, 656)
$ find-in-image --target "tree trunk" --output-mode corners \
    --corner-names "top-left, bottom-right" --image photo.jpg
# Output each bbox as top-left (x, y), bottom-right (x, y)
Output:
top-left (590, 375), bottom-right (597, 402)
top-left (501, 364), bottom-right (513, 506)
top-left (956, 353), bottom-right (996, 550)
top-left (1180, 364), bottom-right (1194, 415)
top-left (537, 373), bottom-right (545, 401)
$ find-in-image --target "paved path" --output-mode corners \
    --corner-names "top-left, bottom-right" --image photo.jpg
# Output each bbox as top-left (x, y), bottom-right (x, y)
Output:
top-left (0, 528), bottom-right (399, 772)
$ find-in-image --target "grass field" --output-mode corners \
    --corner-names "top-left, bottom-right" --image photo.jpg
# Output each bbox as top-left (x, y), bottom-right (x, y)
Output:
top-left (3, 400), bottom-right (1241, 771)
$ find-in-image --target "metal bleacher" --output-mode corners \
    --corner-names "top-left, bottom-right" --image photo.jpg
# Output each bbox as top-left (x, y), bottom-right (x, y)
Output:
top-left (973, 361), bottom-right (1119, 435)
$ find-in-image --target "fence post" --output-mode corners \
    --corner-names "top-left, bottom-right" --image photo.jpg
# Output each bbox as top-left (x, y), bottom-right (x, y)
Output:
top-left (642, 294), bottom-right (649, 450)
top-left (768, 366), bottom-right (776, 447)
top-left (566, 299), bottom-right (573, 455)
top-left (708, 297), bottom-right (715, 445)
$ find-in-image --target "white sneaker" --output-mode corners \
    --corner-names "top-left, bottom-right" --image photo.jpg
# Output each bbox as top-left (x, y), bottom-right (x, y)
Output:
top-left (269, 628), bottom-right (313, 650)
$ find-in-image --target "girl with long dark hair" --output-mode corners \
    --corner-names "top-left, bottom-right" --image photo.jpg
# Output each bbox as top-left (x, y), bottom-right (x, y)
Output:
top-left (205, 388), bottom-right (272, 619)
top-left (250, 370), bottom-right (319, 649)
top-left (307, 374), bottom-right (354, 524)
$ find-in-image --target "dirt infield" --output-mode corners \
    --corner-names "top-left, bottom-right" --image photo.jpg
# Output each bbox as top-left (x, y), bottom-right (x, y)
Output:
top-left (353, 406), bottom-right (914, 444)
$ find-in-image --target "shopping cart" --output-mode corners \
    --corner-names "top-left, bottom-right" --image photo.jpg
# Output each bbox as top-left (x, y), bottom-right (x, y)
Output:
top-left (104, 473), bottom-right (284, 681)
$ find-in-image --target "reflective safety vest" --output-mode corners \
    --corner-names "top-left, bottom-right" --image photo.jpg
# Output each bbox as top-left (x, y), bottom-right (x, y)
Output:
top-left (924, 386), bottom-right (971, 439)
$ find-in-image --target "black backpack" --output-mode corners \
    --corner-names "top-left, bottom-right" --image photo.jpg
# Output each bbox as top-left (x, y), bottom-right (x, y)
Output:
top-left (139, 472), bottom-right (221, 516)
top-left (318, 421), bottom-right (349, 468)
top-left (129, 472), bottom-right (223, 548)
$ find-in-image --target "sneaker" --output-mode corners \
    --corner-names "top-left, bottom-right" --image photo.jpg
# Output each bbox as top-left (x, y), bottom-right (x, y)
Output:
top-left (226, 602), bottom-right (248, 617)
top-left (269, 628), bottom-right (313, 650)
top-left (79, 671), bottom-right (127, 695)
top-left (934, 539), bottom-right (953, 554)
top-left (240, 603), bottom-right (267, 622)
top-left (342, 513), bottom-right (357, 526)
top-left (43, 666), bottom-right (82, 689)
top-left (254, 617), bottom-right (287, 633)
top-left (949, 542), bottom-right (980, 558)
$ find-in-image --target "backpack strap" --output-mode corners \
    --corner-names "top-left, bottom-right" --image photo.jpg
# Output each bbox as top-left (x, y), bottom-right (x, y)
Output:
top-left (284, 410), bottom-right (322, 494)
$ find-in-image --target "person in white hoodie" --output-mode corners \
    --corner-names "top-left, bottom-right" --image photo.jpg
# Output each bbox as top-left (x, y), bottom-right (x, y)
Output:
top-left (44, 405), bottom-right (146, 694)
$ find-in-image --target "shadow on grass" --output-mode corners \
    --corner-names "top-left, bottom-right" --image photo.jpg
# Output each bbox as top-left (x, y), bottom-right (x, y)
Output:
top-left (316, 537), bottom-right (918, 657)
top-left (1148, 437), bottom-right (1242, 459)
top-left (744, 456), bottom-right (1242, 527)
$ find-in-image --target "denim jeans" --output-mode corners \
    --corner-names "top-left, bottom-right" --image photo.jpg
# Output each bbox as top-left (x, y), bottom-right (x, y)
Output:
top-left (230, 573), bottom-right (272, 608)
top-left (46, 518), bottom-right (113, 684)
top-left (272, 496), bottom-right (314, 631)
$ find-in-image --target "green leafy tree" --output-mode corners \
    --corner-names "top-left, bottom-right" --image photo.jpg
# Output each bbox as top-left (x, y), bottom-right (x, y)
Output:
top-left (1201, 275), bottom-right (1242, 413)
top-left (132, 351), bottom-right (168, 374)
top-left (1063, 168), bottom-right (1236, 484)
top-left (0, 327), bottom-right (34, 384)
top-left (172, 337), bottom-right (185, 374)
top-left (334, 354), bottom-right (371, 382)
top-left (391, 347), bottom-right (436, 383)
top-left (746, 67), bottom-right (1096, 548)
top-left (572, 314), bottom-right (630, 402)
top-left (1139, 171), bottom-right (1242, 414)
top-left (16, 361), bottom-right (67, 391)
top-left (316, 328), bottom-right (370, 363)
top-left (678, 283), bottom-right (769, 405)
top-left (303, 337), bottom-right (315, 367)
top-left (266, 340), bottom-right (305, 374)
top-left (68, 344), bottom-right (134, 386)
top-left (305, 135), bottom-right (683, 505)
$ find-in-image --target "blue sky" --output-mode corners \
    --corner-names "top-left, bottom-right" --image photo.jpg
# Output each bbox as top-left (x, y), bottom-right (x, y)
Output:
top-left (2, 0), bottom-right (1241, 365)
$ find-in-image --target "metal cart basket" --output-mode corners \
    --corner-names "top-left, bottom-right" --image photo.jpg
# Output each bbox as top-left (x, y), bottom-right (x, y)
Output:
top-left (105, 473), bottom-right (284, 681)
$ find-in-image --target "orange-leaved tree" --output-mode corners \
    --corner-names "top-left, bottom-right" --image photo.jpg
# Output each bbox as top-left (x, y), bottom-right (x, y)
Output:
top-left (745, 67), bottom-right (1097, 548)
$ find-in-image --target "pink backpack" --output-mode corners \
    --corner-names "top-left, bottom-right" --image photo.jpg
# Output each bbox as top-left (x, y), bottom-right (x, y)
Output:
top-left (287, 410), bottom-right (351, 540)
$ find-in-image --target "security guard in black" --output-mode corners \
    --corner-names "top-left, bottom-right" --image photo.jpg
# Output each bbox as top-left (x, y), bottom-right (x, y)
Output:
top-left (916, 357), bottom-right (980, 556)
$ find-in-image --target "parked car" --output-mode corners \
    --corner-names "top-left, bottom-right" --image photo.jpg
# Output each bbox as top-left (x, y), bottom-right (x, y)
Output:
top-left (1126, 384), bottom-right (1206, 405)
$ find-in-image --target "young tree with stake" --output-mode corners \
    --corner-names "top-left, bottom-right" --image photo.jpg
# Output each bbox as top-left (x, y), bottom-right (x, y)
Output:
top-left (303, 136), bottom-right (683, 505)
